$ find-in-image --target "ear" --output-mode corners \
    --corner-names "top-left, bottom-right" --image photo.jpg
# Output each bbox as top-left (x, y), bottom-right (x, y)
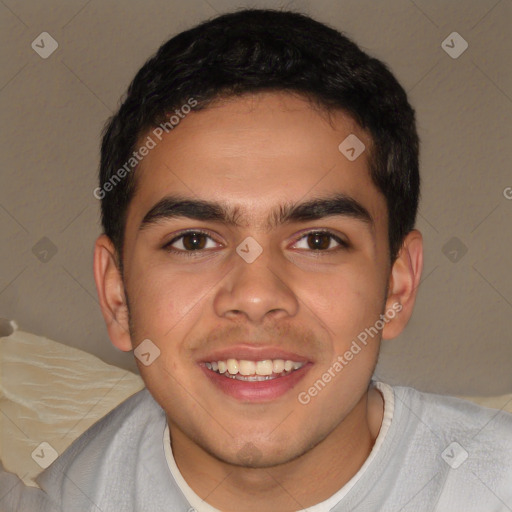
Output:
top-left (93, 234), bottom-right (133, 352)
top-left (381, 229), bottom-right (423, 340)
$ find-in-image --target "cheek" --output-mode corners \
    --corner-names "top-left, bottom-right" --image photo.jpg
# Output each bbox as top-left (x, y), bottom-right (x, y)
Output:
top-left (301, 261), bottom-right (384, 345)
top-left (126, 261), bottom-right (209, 401)
top-left (126, 259), bottom-right (215, 341)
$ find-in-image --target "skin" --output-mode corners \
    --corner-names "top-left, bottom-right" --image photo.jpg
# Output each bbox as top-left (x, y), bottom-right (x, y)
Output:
top-left (94, 91), bottom-right (423, 511)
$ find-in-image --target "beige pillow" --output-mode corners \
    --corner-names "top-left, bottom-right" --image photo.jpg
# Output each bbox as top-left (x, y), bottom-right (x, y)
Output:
top-left (0, 325), bottom-right (144, 487)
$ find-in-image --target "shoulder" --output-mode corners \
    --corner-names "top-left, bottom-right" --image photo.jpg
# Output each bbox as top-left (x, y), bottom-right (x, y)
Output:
top-left (391, 385), bottom-right (512, 510)
top-left (394, 384), bottom-right (512, 440)
top-left (39, 387), bottom-right (163, 470)
top-left (36, 387), bottom-right (162, 477)
top-left (34, 388), bottom-right (181, 511)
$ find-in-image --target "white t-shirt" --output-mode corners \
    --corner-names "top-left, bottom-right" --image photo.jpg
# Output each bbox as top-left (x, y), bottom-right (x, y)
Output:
top-left (1, 381), bottom-right (511, 511)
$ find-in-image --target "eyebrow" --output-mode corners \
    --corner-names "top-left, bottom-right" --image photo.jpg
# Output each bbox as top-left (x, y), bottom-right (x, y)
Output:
top-left (139, 193), bottom-right (374, 232)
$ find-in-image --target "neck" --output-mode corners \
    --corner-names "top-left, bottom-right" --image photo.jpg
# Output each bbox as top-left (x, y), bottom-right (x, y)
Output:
top-left (170, 386), bottom-right (384, 512)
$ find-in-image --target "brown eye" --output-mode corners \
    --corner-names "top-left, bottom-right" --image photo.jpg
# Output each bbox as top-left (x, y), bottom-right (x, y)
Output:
top-left (293, 231), bottom-right (348, 251)
top-left (181, 232), bottom-right (208, 250)
top-left (164, 231), bottom-right (218, 253)
top-left (307, 232), bottom-right (332, 250)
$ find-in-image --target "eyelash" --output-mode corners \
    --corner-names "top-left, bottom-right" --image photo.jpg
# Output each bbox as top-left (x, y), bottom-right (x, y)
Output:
top-left (162, 229), bottom-right (349, 257)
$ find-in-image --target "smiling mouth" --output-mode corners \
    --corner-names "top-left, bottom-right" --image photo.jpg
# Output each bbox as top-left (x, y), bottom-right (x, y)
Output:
top-left (204, 358), bottom-right (305, 381)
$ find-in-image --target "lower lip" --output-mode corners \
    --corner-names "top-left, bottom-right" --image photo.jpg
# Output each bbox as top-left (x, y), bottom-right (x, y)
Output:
top-left (201, 364), bottom-right (312, 402)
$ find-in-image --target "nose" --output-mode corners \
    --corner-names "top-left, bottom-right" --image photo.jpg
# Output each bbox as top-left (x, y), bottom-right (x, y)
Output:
top-left (213, 244), bottom-right (299, 324)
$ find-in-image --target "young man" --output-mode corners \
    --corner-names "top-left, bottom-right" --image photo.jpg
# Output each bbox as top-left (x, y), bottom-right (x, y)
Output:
top-left (1, 8), bottom-right (511, 512)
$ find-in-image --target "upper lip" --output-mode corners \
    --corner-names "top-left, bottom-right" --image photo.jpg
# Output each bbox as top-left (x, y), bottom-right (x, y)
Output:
top-left (198, 344), bottom-right (311, 364)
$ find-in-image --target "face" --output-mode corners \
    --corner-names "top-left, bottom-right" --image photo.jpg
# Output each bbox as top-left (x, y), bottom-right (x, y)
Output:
top-left (98, 92), bottom-right (404, 468)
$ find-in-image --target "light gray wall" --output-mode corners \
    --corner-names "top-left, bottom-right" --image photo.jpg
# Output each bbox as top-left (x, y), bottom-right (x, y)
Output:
top-left (1, 0), bottom-right (510, 395)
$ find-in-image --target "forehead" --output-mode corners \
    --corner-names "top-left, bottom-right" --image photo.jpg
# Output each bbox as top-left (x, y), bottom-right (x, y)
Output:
top-left (125, 92), bottom-right (386, 235)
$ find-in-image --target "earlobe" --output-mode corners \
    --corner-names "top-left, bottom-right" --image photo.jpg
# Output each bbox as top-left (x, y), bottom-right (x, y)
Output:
top-left (93, 234), bottom-right (133, 352)
top-left (382, 229), bottom-right (423, 340)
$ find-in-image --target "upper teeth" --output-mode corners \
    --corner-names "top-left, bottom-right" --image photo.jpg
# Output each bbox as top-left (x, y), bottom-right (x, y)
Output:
top-left (205, 358), bottom-right (304, 376)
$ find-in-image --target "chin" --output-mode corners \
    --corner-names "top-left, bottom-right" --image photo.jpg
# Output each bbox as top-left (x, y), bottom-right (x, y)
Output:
top-left (206, 436), bottom-right (310, 469)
